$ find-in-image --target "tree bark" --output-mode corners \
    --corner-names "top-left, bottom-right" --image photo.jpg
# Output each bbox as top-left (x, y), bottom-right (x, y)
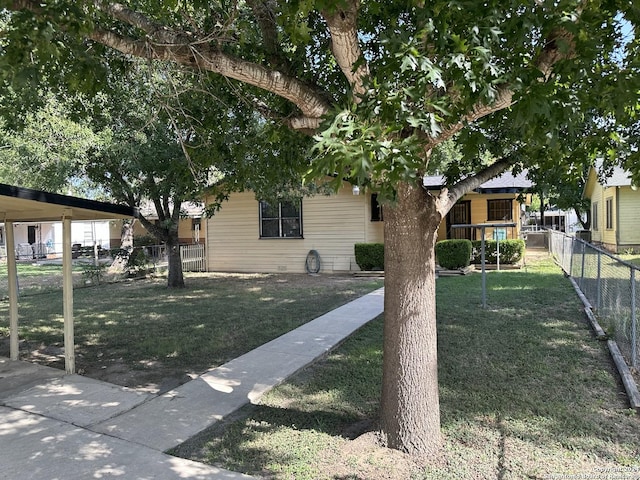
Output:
top-left (380, 181), bottom-right (442, 456)
top-left (166, 227), bottom-right (185, 288)
top-left (110, 218), bottom-right (135, 272)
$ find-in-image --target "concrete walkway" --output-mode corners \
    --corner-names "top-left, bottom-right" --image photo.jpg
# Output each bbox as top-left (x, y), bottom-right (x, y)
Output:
top-left (0, 287), bottom-right (384, 479)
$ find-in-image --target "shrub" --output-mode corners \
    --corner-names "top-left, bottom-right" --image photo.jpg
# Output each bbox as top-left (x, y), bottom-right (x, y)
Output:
top-left (134, 234), bottom-right (160, 247)
top-left (471, 239), bottom-right (525, 264)
top-left (435, 240), bottom-right (472, 270)
top-left (354, 243), bottom-right (384, 271)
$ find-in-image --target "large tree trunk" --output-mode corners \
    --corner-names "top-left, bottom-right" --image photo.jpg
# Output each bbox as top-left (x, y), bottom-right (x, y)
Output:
top-left (380, 181), bottom-right (442, 456)
top-left (110, 219), bottom-right (135, 272)
top-left (166, 228), bottom-right (185, 288)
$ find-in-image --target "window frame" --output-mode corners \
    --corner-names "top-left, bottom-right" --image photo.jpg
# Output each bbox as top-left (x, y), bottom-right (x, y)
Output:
top-left (486, 199), bottom-right (513, 222)
top-left (605, 197), bottom-right (613, 230)
top-left (259, 199), bottom-right (303, 239)
top-left (592, 202), bottom-right (599, 230)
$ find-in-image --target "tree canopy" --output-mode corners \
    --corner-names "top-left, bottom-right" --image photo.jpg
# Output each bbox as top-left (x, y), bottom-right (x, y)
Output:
top-left (1, 0), bottom-right (639, 458)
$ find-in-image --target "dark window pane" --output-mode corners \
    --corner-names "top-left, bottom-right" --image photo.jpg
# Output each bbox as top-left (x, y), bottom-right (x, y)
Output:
top-left (261, 219), bottom-right (280, 237)
top-left (281, 218), bottom-right (301, 237)
top-left (280, 201), bottom-right (300, 217)
top-left (260, 201), bottom-right (279, 218)
top-left (371, 194), bottom-right (383, 221)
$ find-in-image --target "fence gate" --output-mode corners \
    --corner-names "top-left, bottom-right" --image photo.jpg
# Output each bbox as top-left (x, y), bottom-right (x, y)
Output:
top-left (180, 243), bottom-right (206, 272)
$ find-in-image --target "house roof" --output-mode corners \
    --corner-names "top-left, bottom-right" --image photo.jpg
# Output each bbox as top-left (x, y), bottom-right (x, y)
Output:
top-left (0, 183), bottom-right (136, 222)
top-left (138, 200), bottom-right (204, 219)
top-left (423, 170), bottom-right (532, 193)
top-left (597, 165), bottom-right (633, 187)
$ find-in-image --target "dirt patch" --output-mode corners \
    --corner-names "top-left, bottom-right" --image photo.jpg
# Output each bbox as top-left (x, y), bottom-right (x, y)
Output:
top-left (314, 431), bottom-right (427, 480)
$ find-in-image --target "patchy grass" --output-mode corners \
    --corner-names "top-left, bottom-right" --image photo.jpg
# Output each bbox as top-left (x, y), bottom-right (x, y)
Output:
top-left (174, 257), bottom-right (640, 479)
top-left (0, 261), bottom-right (86, 296)
top-left (619, 254), bottom-right (640, 268)
top-left (0, 272), bottom-right (383, 391)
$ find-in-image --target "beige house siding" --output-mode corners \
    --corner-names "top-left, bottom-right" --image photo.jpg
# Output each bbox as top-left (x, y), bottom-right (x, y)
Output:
top-left (617, 187), bottom-right (640, 248)
top-left (206, 185), bottom-right (377, 273)
top-left (583, 166), bottom-right (640, 252)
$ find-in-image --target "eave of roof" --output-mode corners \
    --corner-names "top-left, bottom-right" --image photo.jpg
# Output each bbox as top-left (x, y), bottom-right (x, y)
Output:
top-left (423, 170), bottom-right (532, 193)
top-left (0, 183), bottom-right (136, 222)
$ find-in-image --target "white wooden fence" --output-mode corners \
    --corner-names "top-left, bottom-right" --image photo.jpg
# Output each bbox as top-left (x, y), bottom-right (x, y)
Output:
top-left (180, 243), bottom-right (206, 272)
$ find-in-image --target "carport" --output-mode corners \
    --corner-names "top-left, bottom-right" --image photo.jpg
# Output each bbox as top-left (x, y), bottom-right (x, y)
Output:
top-left (1, 183), bottom-right (135, 374)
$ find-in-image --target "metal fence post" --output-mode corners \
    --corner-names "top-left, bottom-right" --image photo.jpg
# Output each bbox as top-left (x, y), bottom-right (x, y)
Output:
top-left (580, 241), bottom-right (586, 288)
top-left (596, 250), bottom-right (602, 311)
top-left (631, 268), bottom-right (638, 369)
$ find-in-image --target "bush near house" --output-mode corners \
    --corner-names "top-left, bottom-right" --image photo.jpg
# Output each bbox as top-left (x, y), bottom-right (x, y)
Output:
top-left (471, 239), bottom-right (525, 265)
top-left (435, 239), bottom-right (472, 270)
top-left (354, 243), bottom-right (384, 271)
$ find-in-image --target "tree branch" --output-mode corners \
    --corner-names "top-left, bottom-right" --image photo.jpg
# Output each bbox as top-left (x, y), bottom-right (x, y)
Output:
top-left (436, 157), bottom-right (515, 215)
top-left (86, 29), bottom-right (330, 128)
top-left (431, 22), bottom-right (575, 151)
top-left (246, 0), bottom-right (292, 73)
top-left (95, 1), bottom-right (162, 35)
top-left (321, 0), bottom-right (369, 98)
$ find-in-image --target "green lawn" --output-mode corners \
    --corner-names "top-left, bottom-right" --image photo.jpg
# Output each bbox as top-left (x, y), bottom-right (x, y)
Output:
top-left (0, 261), bottom-right (86, 297)
top-left (0, 271), bottom-right (383, 389)
top-left (173, 257), bottom-right (640, 479)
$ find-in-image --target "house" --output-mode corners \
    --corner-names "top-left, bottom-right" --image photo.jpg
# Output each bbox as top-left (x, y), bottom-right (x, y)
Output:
top-left (109, 201), bottom-right (205, 248)
top-left (203, 171), bottom-right (531, 274)
top-left (423, 170), bottom-right (532, 242)
top-left (583, 164), bottom-right (640, 252)
top-left (205, 183), bottom-right (383, 273)
top-left (0, 220), bottom-right (111, 259)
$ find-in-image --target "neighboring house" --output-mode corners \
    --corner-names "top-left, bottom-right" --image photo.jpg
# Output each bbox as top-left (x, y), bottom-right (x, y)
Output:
top-left (583, 164), bottom-right (640, 253)
top-left (109, 202), bottom-right (205, 248)
top-left (524, 208), bottom-right (582, 233)
top-left (0, 220), bottom-right (111, 259)
top-left (203, 171), bottom-right (531, 274)
top-left (423, 170), bottom-right (532, 242)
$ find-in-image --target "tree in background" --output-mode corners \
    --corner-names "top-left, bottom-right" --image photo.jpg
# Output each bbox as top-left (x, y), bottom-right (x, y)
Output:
top-left (1, 1), bottom-right (639, 456)
top-left (0, 95), bottom-right (97, 194)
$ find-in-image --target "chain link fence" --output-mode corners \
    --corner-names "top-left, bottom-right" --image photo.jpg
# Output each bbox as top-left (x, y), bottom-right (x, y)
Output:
top-left (548, 229), bottom-right (639, 370)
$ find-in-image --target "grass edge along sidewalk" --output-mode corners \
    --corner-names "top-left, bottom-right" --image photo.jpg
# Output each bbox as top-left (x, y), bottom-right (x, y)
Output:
top-left (173, 257), bottom-right (640, 480)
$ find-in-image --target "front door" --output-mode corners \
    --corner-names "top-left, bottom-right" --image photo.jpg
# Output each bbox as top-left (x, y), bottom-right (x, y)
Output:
top-left (28, 225), bottom-right (37, 244)
top-left (446, 201), bottom-right (475, 240)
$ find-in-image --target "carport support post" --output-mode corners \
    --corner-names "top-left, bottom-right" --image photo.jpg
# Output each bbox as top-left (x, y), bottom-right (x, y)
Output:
top-left (5, 219), bottom-right (19, 360)
top-left (480, 226), bottom-right (487, 309)
top-left (62, 210), bottom-right (75, 374)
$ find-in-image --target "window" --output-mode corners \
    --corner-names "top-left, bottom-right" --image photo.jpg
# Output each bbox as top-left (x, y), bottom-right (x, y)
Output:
top-left (192, 218), bottom-right (201, 230)
top-left (371, 194), bottom-right (383, 222)
top-left (259, 200), bottom-right (302, 238)
top-left (592, 202), bottom-right (599, 230)
top-left (605, 197), bottom-right (613, 230)
top-left (487, 199), bottom-right (513, 221)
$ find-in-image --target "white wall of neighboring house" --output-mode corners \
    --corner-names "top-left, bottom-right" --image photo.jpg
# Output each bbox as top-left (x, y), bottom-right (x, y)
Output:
top-left (0, 221), bottom-right (111, 259)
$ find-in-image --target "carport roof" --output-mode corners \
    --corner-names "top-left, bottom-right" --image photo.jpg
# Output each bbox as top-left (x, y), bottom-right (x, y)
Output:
top-left (0, 183), bottom-right (136, 222)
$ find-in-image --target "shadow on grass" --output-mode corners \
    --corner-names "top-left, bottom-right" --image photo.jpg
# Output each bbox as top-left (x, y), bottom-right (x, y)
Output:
top-left (185, 262), bottom-right (640, 477)
top-left (0, 273), bottom-right (383, 389)
top-left (436, 266), bottom-right (638, 464)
